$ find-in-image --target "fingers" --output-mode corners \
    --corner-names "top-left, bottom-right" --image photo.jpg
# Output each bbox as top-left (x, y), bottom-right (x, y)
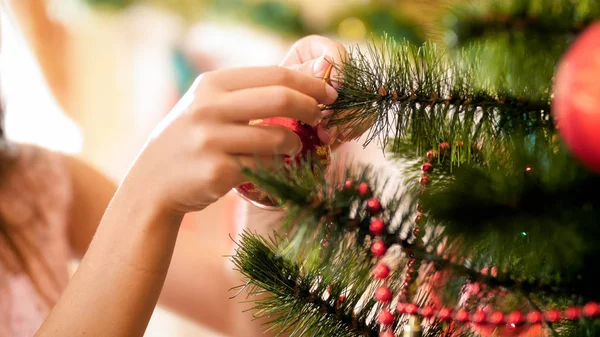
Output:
top-left (202, 66), bottom-right (338, 105)
top-left (196, 123), bottom-right (302, 157)
top-left (216, 86), bottom-right (323, 126)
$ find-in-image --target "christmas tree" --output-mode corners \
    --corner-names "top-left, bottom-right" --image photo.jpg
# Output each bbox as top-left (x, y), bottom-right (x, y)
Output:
top-left (230, 0), bottom-right (600, 336)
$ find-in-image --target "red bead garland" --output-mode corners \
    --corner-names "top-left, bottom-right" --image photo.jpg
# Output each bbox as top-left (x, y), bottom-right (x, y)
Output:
top-left (584, 302), bottom-right (600, 317)
top-left (367, 198), bottom-right (383, 215)
top-left (379, 309), bottom-right (395, 326)
top-left (357, 182), bottom-right (370, 197)
top-left (373, 263), bottom-right (390, 279)
top-left (371, 240), bottom-right (388, 257)
top-left (370, 219), bottom-right (386, 236)
top-left (375, 286), bottom-right (393, 302)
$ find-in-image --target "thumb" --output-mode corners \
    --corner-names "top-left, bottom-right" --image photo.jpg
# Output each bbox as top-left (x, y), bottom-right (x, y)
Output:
top-left (288, 54), bottom-right (335, 83)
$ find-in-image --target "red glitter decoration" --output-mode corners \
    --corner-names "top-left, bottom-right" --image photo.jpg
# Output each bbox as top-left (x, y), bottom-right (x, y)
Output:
top-left (375, 286), bottom-right (392, 302)
top-left (421, 162), bottom-right (434, 173)
top-left (373, 263), bottom-right (390, 279)
top-left (371, 240), bottom-right (387, 257)
top-left (378, 310), bottom-right (395, 325)
top-left (584, 302), bottom-right (600, 317)
top-left (369, 219), bottom-right (385, 236)
top-left (367, 198), bottom-right (383, 215)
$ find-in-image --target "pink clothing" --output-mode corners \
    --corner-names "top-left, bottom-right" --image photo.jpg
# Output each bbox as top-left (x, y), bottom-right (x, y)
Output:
top-left (0, 145), bottom-right (72, 337)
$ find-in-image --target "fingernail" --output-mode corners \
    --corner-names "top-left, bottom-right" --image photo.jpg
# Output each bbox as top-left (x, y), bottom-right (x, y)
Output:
top-left (312, 54), bottom-right (328, 75)
top-left (325, 84), bottom-right (338, 102)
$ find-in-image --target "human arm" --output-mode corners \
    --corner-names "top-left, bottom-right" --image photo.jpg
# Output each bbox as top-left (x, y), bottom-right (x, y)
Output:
top-left (35, 65), bottom-right (337, 337)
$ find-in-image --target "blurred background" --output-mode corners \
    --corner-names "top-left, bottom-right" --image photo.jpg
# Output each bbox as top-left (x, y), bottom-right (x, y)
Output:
top-left (0, 0), bottom-right (438, 335)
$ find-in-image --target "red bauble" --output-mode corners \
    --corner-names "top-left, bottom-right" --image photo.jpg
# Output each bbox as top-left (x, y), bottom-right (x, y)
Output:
top-left (369, 219), bottom-right (386, 236)
top-left (553, 22), bottom-right (600, 173)
top-left (405, 304), bottom-right (419, 315)
top-left (421, 306), bottom-right (435, 317)
top-left (375, 286), bottom-right (393, 302)
top-left (489, 311), bottom-right (505, 325)
top-left (584, 302), bottom-right (600, 317)
top-left (565, 307), bottom-right (580, 320)
top-left (421, 162), bottom-right (434, 173)
top-left (545, 310), bottom-right (561, 323)
top-left (233, 118), bottom-right (331, 209)
top-left (526, 311), bottom-right (543, 324)
top-left (419, 176), bottom-right (431, 187)
top-left (455, 309), bottom-right (470, 322)
top-left (439, 308), bottom-right (453, 321)
top-left (371, 240), bottom-right (387, 257)
top-left (378, 309), bottom-right (395, 325)
top-left (507, 311), bottom-right (525, 325)
top-left (357, 182), bottom-right (371, 197)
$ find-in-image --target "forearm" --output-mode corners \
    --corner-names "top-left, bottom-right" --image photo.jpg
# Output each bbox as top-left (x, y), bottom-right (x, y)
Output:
top-left (36, 183), bottom-right (183, 337)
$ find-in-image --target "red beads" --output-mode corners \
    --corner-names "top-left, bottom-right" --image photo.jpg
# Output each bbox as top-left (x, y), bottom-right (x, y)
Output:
top-left (565, 307), bottom-right (580, 320)
top-left (426, 150), bottom-right (437, 160)
top-left (357, 182), bottom-right (370, 197)
top-left (367, 198), bottom-right (382, 215)
top-left (375, 286), bottom-right (392, 302)
top-left (369, 219), bottom-right (385, 236)
top-left (455, 309), bottom-right (469, 322)
top-left (439, 308), bottom-right (453, 321)
top-left (405, 303), bottom-right (419, 315)
top-left (421, 306), bottom-right (435, 317)
top-left (421, 162), bottom-right (433, 173)
top-left (378, 309), bottom-right (395, 325)
top-left (344, 178), bottom-right (354, 190)
top-left (473, 310), bottom-right (487, 324)
top-left (419, 176), bottom-right (431, 187)
top-left (396, 302), bottom-right (406, 314)
top-left (439, 142), bottom-right (451, 152)
top-left (373, 263), bottom-right (390, 279)
top-left (507, 311), bottom-right (524, 325)
top-left (371, 240), bottom-right (387, 257)
top-left (489, 311), bottom-right (505, 325)
top-left (545, 310), bottom-right (561, 322)
top-left (584, 302), bottom-right (600, 317)
top-left (527, 311), bottom-right (543, 324)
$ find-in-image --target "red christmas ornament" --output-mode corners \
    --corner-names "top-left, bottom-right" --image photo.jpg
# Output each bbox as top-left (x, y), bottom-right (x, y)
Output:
top-left (378, 310), bottom-right (395, 325)
top-left (357, 182), bottom-right (371, 197)
top-left (584, 302), bottom-right (600, 317)
top-left (369, 219), bottom-right (386, 236)
top-left (234, 118), bottom-right (331, 209)
top-left (526, 311), bottom-right (543, 324)
top-left (375, 286), bottom-right (393, 302)
top-left (553, 22), bottom-right (600, 173)
top-left (426, 150), bottom-right (438, 160)
top-left (373, 263), bottom-right (390, 279)
top-left (419, 176), bottom-right (431, 187)
top-left (371, 240), bottom-right (387, 257)
top-left (421, 162), bottom-right (434, 173)
top-left (379, 331), bottom-right (394, 337)
top-left (396, 302), bottom-right (406, 314)
top-left (367, 198), bottom-right (383, 215)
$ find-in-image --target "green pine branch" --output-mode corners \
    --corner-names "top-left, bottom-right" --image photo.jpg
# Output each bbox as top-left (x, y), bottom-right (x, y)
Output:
top-left (324, 37), bottom-right (552, 158)
top-left (441, 0), bottom-right (600, 48)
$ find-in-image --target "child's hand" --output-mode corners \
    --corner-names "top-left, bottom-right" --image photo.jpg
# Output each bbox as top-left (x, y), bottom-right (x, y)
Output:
top-left (280, 35), bottom-right (370, 148)
top-left (125, 66), bottom-right (338, 215)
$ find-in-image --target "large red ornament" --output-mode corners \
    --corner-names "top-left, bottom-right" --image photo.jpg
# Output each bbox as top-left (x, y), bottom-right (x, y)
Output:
top-left (553, 22), bottom-right (600, 173)
top-left (233, 118), bottom-right (331, 209)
